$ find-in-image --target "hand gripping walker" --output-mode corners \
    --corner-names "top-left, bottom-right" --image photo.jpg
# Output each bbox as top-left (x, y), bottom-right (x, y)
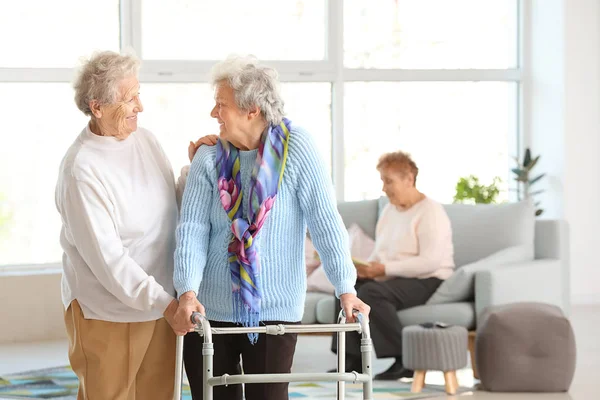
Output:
top-left (173, 310), bottom-right (374, 400)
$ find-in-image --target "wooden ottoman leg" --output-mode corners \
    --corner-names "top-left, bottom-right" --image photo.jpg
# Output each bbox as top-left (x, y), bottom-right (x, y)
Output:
top-left (468, 331), bottom-right (479, 379)
top-left (411, 370), bottom-right (426, 393)
top-left (444, 371), bottom-right (459, 395)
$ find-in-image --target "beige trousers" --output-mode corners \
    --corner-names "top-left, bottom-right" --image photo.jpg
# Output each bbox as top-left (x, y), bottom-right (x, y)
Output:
top-left (64, 300), bottom-right (176, 400)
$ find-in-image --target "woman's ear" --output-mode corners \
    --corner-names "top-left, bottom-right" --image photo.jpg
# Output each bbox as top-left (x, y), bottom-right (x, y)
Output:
top-left (89, 100), bottom-right (103, 119)
top-left (407, 173), bottom-right (417, 186)
top-left (247, 105), bottom-right (261, 120)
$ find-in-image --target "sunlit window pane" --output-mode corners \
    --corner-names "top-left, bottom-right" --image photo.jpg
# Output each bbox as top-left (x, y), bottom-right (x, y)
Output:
top-left (0, 1), bottom-right (120, 68)
top-left (344, 82), bottom-right (516, 203)
top-left (0, 84), bottom-right (88, 265)
top-left (142, 0), bottom-right (326, 60)
top-left (281, 83), bottom-right (332, 175)
top-left (344, 0), bottom-right (518, 69)
top-left (141, 82), bottom-right (332, 179)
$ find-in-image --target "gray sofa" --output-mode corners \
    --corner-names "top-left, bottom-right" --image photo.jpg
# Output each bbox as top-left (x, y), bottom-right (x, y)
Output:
top-left (302, 198), bottom-right (570, 331)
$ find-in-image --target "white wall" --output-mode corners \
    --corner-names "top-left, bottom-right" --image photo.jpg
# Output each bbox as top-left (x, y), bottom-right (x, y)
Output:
top-left (0, 270), bottom-right (66, 342)
top-left (564, 0), bottom-right (600, 305)
top-left (526, 0), bottom-right (600, 304)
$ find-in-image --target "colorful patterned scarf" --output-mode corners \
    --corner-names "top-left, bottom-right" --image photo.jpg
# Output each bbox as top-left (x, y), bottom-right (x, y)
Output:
top-left (216, 118), bottom-right (291, 343)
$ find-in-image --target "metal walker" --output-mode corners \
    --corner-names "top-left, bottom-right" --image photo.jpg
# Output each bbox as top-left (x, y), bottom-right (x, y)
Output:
top-left (173, 310), bottom-right (373, 400)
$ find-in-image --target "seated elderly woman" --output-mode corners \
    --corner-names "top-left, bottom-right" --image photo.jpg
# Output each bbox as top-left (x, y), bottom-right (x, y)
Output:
top-left (171, 55), bottom-right (370, 400)
top-left (55, 51), bottom-right (205, 399)
top-left (331, 151), bottom-right (455, 380)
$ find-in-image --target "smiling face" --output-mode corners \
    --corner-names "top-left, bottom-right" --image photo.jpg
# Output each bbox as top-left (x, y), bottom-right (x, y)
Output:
top-left (209, 82), bottom-right (252, 147)
top-left (91, 75), bottom-right (143, 140)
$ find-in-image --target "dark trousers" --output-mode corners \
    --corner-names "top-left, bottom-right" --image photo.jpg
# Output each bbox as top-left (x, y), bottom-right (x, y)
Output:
top-left (184, 320), bottom-right (299, 400)
top-left (331, 277), bottom-right (442, 359)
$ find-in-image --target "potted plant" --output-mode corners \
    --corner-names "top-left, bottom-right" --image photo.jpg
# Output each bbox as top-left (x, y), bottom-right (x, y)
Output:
top-left (512, 148), bottom-right (545, 216)
top-left (453, 175), bottom-right (502, 205)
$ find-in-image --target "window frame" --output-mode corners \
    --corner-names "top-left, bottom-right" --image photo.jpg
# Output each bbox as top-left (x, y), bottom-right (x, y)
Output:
top-left (0, 0), bottom-right (523, 269)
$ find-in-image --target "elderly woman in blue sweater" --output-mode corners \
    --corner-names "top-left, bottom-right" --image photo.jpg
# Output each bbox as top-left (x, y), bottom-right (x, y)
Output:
top-left (171, 55), bottom-right (369, 400)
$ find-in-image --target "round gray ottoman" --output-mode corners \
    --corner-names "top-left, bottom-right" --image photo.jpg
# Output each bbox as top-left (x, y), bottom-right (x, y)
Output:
top-left (476, 302), bottom-right (576, 392)
top-left (402, 324), bottom-right (468, 394)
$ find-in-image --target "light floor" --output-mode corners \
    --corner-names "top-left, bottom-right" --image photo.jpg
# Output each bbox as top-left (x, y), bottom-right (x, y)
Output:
top-left (1, 305), bottom-right (598, 400)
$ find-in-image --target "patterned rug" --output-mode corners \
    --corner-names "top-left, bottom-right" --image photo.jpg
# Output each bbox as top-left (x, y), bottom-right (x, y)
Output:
top-left (0, 366), bottom-right (457, 399)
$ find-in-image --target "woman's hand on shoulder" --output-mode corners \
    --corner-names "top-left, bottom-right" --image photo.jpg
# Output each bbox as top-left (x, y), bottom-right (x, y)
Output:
top-left (188, 135), bottom-right (219, 162)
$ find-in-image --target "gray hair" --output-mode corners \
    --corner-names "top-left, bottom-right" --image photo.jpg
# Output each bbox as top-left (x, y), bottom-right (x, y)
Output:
top-left (210, 55), bottom-right (285, 125)
top-left (73, 51), bottom-right (140, 116)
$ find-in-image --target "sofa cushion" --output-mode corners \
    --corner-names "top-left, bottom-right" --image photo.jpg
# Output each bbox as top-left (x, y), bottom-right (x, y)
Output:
top-left (306, 265), bottom-right (333, 294)
top-left (316, 295), bottom-right (336, 323)
top-left (348, 223), bottom-right (376, 261)
top-left (443, 201), bottom-right (536, 267)
top-left (427, 245), bottom-right (534, 304)
top-left (303, 292), bottom-right (331, 324)
top-left (379, 197), bottom-right (535, 267)
top-left (397, 302), bottom-right (476, 330)
top-left (316, 296), bottom-right (475, 329)
top-left (337, 199), bottom-right (379, 239)
top-left (307, 224), bottom-right (375, 294)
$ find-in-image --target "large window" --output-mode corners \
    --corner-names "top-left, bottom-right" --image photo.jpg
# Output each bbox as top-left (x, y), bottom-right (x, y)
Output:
top-left (0, 84), bottom-right (87, 265)
top-left (141, 0), bottom-right (327, 61)
top-left (142, 83), bottom-right (332, 177)
top-left (344, 82), bottom-right (516, 202)
top-left (344, 0), bottom-right (517, 69)
top-left (0, 0), bottom-right (520, 267)
top-left (0, 1), bottom-right (120, 68)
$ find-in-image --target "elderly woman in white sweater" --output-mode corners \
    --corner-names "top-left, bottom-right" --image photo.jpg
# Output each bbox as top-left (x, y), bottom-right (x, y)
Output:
top-left (55, 51), bottom-right (208, 399)
top-left (331, 150), bottom-right (455, 380)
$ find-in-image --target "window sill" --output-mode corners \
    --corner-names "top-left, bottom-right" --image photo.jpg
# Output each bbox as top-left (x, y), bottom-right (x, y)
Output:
top-left (0, 263), bottom-right (62, 277)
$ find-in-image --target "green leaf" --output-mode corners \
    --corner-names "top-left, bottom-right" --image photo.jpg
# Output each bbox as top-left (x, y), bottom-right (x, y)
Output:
top-left (529, 173), bottom-right (546, 186)
top-left (523, 148), bottom-right (532, 168)
top-left (453, 175), bottom-right (501, 205)
top-left (526, 155), bottom-right (540, 171)
top-left (512, 168), bottom-right (528, 183)
top-left (529, 189), bottom-right (544, 196)
top-left (536, 209), bottom-right (544, 216)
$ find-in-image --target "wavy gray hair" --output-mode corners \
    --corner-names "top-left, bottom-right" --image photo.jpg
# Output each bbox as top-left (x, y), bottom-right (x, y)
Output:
top-left (73, 51), bottom-right (140, 116)
top-left (210, 55), bottom-right (285, 125)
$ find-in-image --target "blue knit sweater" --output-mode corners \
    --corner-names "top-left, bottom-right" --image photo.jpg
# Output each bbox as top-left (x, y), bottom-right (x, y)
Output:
top-left (173, 125), bottom-right (357, 323)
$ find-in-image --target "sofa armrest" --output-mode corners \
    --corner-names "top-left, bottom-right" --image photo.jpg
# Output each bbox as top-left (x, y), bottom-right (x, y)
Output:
top-left (474, 259), bottom-right (564, 323)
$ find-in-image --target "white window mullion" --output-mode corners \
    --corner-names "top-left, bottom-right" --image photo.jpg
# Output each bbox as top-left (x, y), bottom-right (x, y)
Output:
top-left (515, 0), bottom-right (528, 202)
top-left (0, 68), bottom-right (73, 82)
top-left (344, 69), bottom-right (521, 82)
top-left (329, 0), bottom-right (345, 201)
top-left (120, 0), bottom-right (143, 56)
top-left (139, 60), bottom-right (335, 82)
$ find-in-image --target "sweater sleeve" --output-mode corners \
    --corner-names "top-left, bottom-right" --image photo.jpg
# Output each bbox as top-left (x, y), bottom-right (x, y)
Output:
top-left (173, 147), bottom-right (214, 298)
top-left (291, 128), bottom-right (357, 298)
top-left (61, 175), bottom-right (173, 313)
top-left (176, 165), bottom-right (190, 210)
top-left (384, 204), bottom-right (453, 278)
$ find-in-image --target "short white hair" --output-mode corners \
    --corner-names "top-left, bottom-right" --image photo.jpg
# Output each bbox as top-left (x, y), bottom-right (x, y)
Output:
top-left (73, 51), bottom-right (140, 116)
top-left (210, 55), bottom-right (285, 125)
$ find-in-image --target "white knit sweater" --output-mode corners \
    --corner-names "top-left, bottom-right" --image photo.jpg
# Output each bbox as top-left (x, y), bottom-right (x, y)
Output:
top-left (55, 124), bottom-right (178, 322)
